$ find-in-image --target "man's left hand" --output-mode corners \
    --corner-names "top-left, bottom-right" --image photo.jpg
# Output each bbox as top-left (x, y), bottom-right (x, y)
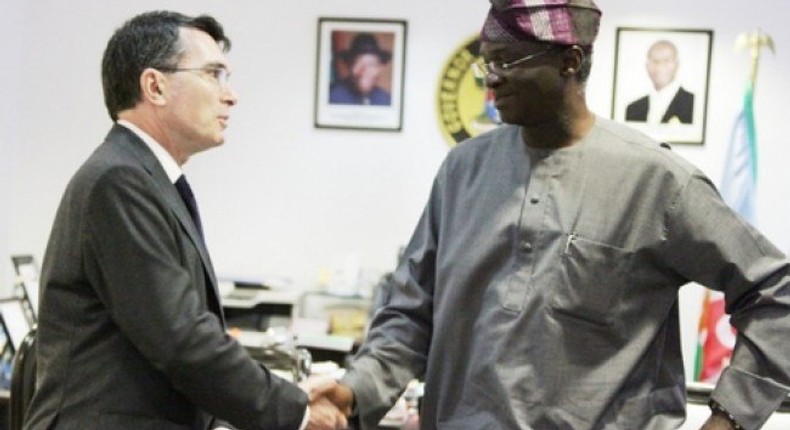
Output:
top-left (699, 412), bottom-right (738, 430)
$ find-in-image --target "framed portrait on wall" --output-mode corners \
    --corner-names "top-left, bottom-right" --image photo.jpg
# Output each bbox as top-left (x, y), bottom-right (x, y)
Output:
top-left (0, 298), bottom-right (32, 354)
top-left (12, 254), bottom-right (40, 321)
top-left (611, 28), bottom-right (713, 145)
top-left (314, 18), bottom-right (407, 131)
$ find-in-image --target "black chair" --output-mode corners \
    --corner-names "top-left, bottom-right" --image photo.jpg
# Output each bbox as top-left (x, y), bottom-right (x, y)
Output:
top-left (9, 327), bottom-right (36, 430)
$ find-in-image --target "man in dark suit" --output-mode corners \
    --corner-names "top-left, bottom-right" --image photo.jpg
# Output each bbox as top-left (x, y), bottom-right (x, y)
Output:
top-left (25, 11), bottom-right (345, 430)
top-left (625, 40), bottom-right (694, 124)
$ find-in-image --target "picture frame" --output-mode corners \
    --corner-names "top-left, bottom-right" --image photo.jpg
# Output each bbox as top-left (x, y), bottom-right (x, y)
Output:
top-left (11, 254), bottom-right (39, 322)
top-left (314, 18), bottom-right (407, 131)
top-left (611, 28), bottom-right (713, 145)
top-left (0, 313), bottom-right (11, 357)
top-left (0, 312), bottom-right (13, 389)
top-left (0, 298), bottom-right (32, 354)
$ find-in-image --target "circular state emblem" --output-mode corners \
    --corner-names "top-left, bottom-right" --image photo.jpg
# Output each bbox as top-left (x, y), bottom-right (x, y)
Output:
top-left (436, 36), bottom-right (501, 147)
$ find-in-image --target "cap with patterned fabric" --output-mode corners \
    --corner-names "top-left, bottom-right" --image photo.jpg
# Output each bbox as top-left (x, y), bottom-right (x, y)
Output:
top-left (480, 0), bottom-right (601, 46)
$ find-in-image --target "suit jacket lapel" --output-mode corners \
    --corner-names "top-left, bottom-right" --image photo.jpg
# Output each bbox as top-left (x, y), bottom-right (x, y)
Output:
top-left (108, 125), bottom-right (225, 322)
top-left (662, 88), bottom-right (687, 123)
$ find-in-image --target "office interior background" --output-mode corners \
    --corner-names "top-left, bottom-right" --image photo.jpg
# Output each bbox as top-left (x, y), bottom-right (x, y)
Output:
top-left (1, 0), bottom-right (788, 379)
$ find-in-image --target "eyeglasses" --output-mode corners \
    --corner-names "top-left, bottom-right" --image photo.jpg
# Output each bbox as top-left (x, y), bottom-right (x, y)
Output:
top-left (158, 66), bottom-right (231, 88)
top-left (472, 48), bottom-right (554, 78)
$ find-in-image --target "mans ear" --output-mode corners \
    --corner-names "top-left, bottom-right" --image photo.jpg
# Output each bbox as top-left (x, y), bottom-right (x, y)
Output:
top-left (561, 45), bottom-right (584, 77)
top-left (140, 68), bottom-right (167, 106)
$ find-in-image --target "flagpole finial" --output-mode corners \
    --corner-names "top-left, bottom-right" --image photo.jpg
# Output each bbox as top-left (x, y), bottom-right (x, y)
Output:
top-left (735, 29), bottom-right (775, 88)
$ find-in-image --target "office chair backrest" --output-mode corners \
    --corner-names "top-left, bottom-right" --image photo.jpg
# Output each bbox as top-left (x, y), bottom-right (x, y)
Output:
top-left (9, 327), bottom-right (36, 430)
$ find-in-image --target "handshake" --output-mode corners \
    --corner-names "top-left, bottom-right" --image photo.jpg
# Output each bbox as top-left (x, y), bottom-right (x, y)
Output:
top-left (299, 375), bottom-right (355, 430)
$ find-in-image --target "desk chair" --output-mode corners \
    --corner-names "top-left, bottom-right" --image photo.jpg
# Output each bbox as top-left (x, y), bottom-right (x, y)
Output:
top-left (9, 327), bottom-right (36, 430)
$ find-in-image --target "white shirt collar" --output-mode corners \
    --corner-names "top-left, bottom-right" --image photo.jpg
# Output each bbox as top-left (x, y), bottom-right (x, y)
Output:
top-left (116, 119), bottom-right (182, 184)
top-left (651, 79), bottom-right (681, 99)
top-left (647, 80), bottom-right (682, 124)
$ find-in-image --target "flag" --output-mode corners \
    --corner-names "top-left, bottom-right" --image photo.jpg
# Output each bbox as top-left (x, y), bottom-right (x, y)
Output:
top-left (694, 82), bottom-right (757, 383)
top-left (720, 83), bottom-right (757, 222)
top-left (694, 290), bottom-right (736, 383)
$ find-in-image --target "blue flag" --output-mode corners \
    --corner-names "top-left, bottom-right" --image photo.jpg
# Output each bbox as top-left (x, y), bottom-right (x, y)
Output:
top-left (719, 83), bottom-right (757, 222)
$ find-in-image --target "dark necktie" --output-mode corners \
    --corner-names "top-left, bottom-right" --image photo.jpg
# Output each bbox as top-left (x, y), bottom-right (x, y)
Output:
top-left (174, 175), bottom-right (223, 323)
top-left (174, 175), bottom-right (204, 238)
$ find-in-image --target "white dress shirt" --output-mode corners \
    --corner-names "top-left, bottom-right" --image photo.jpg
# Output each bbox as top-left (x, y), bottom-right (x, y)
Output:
top-left (647, 80), bottom-right (681, 124)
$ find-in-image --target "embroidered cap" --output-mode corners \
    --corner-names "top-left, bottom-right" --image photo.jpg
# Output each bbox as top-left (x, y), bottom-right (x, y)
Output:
top-left (480, 0), bottom-right (602, 46)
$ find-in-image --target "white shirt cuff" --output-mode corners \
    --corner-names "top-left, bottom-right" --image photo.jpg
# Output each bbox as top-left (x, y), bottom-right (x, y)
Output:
top-left (298, 405), bottom-right (310, 430)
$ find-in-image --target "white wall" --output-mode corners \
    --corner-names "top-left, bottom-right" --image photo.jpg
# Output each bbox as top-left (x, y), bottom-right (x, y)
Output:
top-left (1, 0), bottom-right (788, 378)
top-left (0, 0), bottom-right (19, 294)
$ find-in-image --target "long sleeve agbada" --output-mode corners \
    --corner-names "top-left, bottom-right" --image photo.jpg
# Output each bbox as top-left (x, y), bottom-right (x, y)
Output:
top-left (342, 117), bottom-right (790, 429)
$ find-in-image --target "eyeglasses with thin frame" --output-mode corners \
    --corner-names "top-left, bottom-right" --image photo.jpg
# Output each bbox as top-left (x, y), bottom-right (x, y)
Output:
top-left (472, 48), bottom-right (555, 78)
top-left (158, 66), bottom-right (231, 88)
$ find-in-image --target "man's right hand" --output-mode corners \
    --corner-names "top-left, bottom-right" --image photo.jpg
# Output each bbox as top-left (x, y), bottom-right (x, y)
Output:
top-left (301, 375), bottom-right (355, 417)
top-left (306, 397), bottom-right (348, 430)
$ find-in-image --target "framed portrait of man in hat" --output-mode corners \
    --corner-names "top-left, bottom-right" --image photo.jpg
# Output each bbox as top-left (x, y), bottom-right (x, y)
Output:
top-left (314, 18), bottom-right (407, 131)
top-left (611, 27), bottom-right (713, 145)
